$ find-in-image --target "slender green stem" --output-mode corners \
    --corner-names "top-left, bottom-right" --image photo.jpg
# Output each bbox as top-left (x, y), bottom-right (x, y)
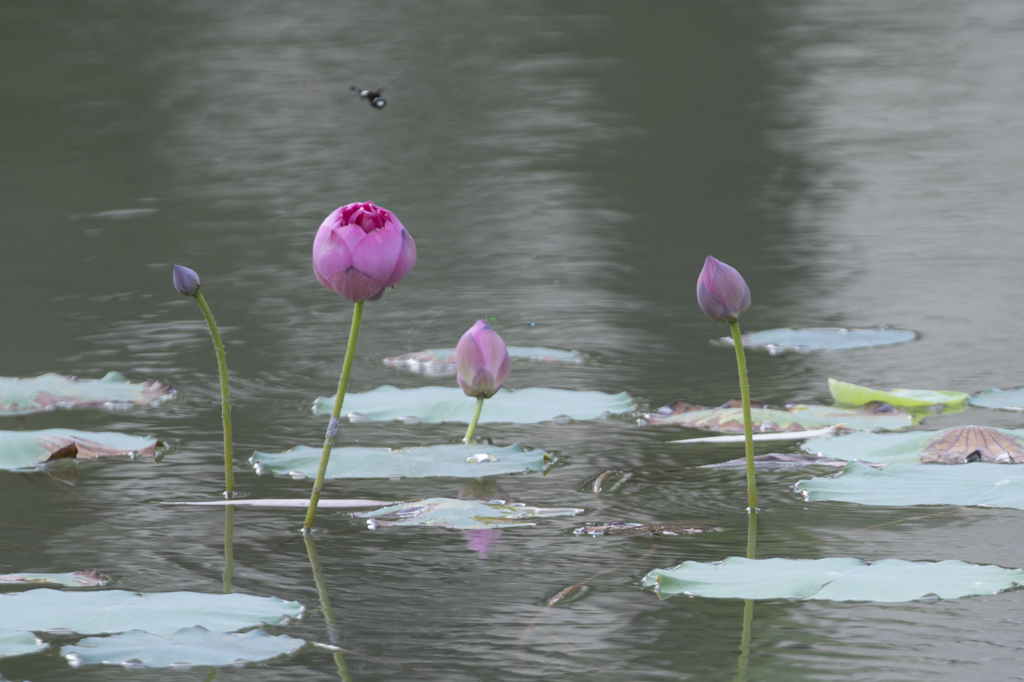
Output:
top-left (304, 300), bottom-right (364, 531)
top-left (195, 291), bottom-right (234, 497)
top-left (222, 505), bottom-right (234, 594)
top-left (462, 396), bottom-right (485, 443)
top-left (729, 319), bottom-right (757, 512)
top-left (304, 532), bottom-right (352, 681)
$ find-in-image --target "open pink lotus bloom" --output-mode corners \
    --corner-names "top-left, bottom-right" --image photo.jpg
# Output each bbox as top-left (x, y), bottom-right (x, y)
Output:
top-left (312, 201), bottom-right (417, 302)
top-left (456, 320), bottom-right (511, 399)
top-left (697, 256), bottom-right (751, 323)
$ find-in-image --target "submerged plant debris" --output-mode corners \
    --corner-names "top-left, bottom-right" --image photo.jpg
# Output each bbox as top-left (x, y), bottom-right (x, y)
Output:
top-left (0, 429), bottom-right (164, 471)
top-left (0, 372), bottom-right (174, 416)
top-left (355, 497), bottom-right (583, 530)
top-left (802, 425), bottom-right (1024, 464)
top-left (573, 521), bottom-right (715, 537)
top-left (714, 326), bottom-right (917, 355)
top-left (315, 385), bottom-right (635, 424)
top-left (642, 399), bottom-right (915, 433)
top-left (701, 452), bottom-right (852, 469)
top-left (383, 345), bottom-right (586, 377)
top-left (0, 571), bottom-right (106, 588)
top-left (643, 557), bottom-right (1024, 602)
top-left (828, 378), bottom-right (968, 410)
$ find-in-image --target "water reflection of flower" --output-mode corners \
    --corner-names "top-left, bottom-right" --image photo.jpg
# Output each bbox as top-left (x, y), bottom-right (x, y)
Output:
top-left (458, 479), bottom-right (511, 558)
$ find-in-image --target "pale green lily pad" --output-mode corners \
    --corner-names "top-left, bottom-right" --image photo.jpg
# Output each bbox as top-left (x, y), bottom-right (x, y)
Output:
top-left (314, 386), bottom-right (635, 424)
top-left (0, 589), bottom-right (302, 635)
top-left (384, 346), bottom-right (585, 377)
top-left (716, 326), bottom-right (916, 355)
top-left (643, 400), bottom-right (915, 433)
top-left (63, 627), bottom-right (305, 669)
top-left (0, 372), bottom-right (174, 416)
top-left (0, 631), bottom-right (47, 659)
top-left (803, 426), bottom-right (1024, 464)
top-left (643, 557), bottom-right (1024, 602)
top-left (0, 571), bottom-right (105, 588)
top-left (0, 429), bottom-right (164, 470)
top-left (796, 461), bottom-right (1024, 509)
top-left (969, 387), bottom-right (1024, 411)
top-left (251, 443), bottom-right (550, 479)
top-left (355, 497), bottom-right (583, 530)
top-left (829, 378), bottom-right (968, 410)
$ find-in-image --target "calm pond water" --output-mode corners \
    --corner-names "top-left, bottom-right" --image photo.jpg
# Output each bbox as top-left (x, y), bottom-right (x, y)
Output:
top-left (4, 1), bottom-right (1024, 679)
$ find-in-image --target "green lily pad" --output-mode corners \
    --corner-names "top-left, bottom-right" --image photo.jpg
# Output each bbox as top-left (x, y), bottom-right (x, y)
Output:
top-left (0, 571), bottom-right (106, 588)
top-left (355, 497), bottom-right (583, 530)
top-left (0, 429), bottom-right (164, 470)
top-left (715, 326), bottom-right (917, 355)
top-left (969, 387), bottom-right (1024, 411)
top-left (0, 589), bottom-right (302, 635)
top-left (314, 386), bottom-right (635, 424)
top-left (384, 346), bottom-right (585, 377)
top-left (643, 557), bottom-right (1024, 602)
top-left (63, 627), bottom-right (305, 669)
top-left (829, 378), bottom-right (968, 410)
top-left (643, 399), bottom-right (915, 433)
top-left (251, 443), bottom-right (550, 479)
top-left (803, 425), bottom-right (1024, 464)
top-left (0, 631), bottom-right (47, 659)
top-left (796, 461), bottom-right (1024, 509)
top-left (0, 372), bottom-right (174, 416)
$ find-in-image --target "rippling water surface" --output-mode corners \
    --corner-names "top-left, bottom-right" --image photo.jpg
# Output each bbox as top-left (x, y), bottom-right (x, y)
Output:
top-left (3, 1), bottom-right (1024, 679)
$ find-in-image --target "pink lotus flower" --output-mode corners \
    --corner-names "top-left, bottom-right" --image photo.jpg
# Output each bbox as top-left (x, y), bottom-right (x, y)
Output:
top-left (312, 202), bottom-right (417, 302)
top-left (697, 256), bottom-right (751, 323)
top-left (456, 320), bottom-right (511, 399)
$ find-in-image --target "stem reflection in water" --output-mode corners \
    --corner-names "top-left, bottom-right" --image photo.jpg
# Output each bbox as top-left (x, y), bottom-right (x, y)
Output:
top-left (222, 506), bottom-right (234, 594)
top-left (304, 532), bottom-right (351, 680)
top-left (733, 511), bottom-right (758, 682)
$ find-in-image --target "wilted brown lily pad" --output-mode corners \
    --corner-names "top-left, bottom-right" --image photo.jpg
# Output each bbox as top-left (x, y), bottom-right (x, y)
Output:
top-left (0, 372), bottom-right (174, 416)
top-left (802, 425), bottom-right (1024, 464)
top-left (643, 399), bottom-right (916, 433)
top-left (0, 429), bottom-right (164, 470)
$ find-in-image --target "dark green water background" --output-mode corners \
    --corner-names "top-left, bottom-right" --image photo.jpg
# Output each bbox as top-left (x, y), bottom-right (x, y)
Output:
top-left (4, 1), bottom-right (1024, 679)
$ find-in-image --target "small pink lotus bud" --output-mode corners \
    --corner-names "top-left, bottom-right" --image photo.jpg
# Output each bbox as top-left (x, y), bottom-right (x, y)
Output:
top-left (312, 201), bottom-right (417, 303)
top-left (173, 264), bottom-right (200, 297)
top-left (696, 256), bottom-right (751, 323)
top-left (455, 320), bottom-right (511, 399)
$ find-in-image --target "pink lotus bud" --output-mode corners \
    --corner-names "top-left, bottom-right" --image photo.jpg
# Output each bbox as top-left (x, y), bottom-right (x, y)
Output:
top-left (312, 201), bottom-right (417, 303)
top-left (696, 256), bottom-right (751, 323)
top-left (173, 264), bottom-right (200, 297)
top-left (456, 320), bottom-right (511, 399)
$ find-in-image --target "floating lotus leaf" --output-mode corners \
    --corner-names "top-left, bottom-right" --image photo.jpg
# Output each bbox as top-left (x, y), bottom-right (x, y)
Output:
top-left (0, 372), bottom-right (174, 416)
top-left (63, 627), bottom-right (305, 669)
top-left (0, 631), bottom-right (46, 659)
top-left (802, 426), bottom-right (1024, 464)
top-left (796, 461), bottom-right (1024, 509)
top-left (383, 346), bottom-right (585, 377)
top-left (829, 378), bottom-right (968, 410)
top-left (701, 453), bottom-right (850, 469)
top-left (715, 326), bottom-right (916, 355)
top-left (0, 429), bottom-right (163, 470)
top-left (0, 589), bottom-right (302, 635)
top-left (643, 557), bottom-right (1024, 602)
top-left (314, 386), bottom-right (635, 424)
top-left (969, 387), bottom-right (1024, 411)
top-left (643, 399), bottom-right (915, 433)
top-left (251, 443), bottom-right (550, 479)
top-left (355, 497), bottom-right (583, 530)
top-left (0, 571), bottom-right (105, 588)
top-left (573, 521), bottom-right (714, 537)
